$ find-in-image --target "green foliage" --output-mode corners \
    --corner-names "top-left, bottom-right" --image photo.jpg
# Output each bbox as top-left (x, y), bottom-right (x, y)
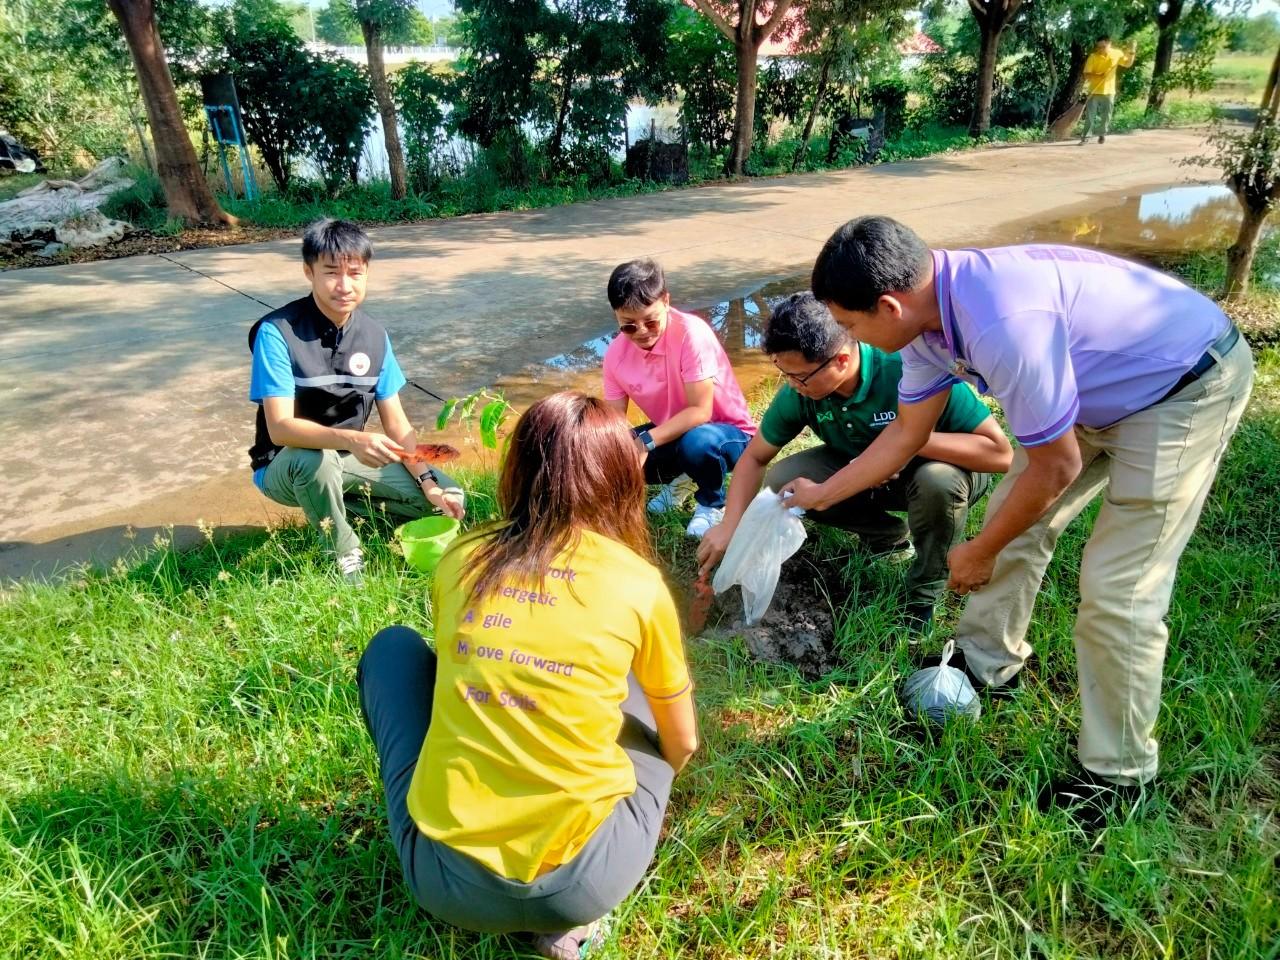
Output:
top-left (214, 0), bottom-right (375, 193)
top-left (0, 0), bottom-right (138, 169)
top-left (99, 165), bottom-right (170, 230)
top-left (436, 388), bottom-right (512, 457)
top-left (322, 0), bottom-right (435, 45)
top-left (395, 63), bottom-right (453, 193)
top-left (1226, 12), bottom-right (1280, 54)
top-left (1167, 1), bottom-right (1232, 98)
top-left (315, 0), bottom-right (363, 44)
top-left (664, 5), bottom-right (736, 151)
top-left (453, 0), bottom-right (671, 183)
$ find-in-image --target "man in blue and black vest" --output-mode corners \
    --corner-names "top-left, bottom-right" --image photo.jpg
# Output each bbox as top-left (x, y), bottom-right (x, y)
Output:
top-left (248, 218), bottom-right (464, 583)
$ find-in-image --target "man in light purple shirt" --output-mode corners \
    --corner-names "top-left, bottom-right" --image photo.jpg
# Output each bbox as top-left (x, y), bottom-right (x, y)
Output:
top-left (786, 215), bottom-right (1253, 825)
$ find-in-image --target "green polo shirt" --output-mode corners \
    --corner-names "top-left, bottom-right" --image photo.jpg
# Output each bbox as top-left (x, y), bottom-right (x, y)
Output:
top-left (759, 342), bottom-right (991, 458)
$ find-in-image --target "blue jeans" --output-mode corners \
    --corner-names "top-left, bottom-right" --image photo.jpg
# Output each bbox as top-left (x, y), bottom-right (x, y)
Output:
top-left (642, 422), bottom-right (752, 508)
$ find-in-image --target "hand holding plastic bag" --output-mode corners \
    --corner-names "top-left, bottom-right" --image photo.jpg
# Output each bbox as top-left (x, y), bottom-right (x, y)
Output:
top-left (900, 640), bottom-right (981, 726)
top-left (711, 488), bottom-right (807, 624)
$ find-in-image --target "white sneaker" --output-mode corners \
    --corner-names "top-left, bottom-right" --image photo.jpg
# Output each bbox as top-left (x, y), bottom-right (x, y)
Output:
top-left (648, 474), bottom-right (696, 514)
top-left (685, 504), bottom-right (724, 539)
top-left (336, 547), bottom-right (365, 585)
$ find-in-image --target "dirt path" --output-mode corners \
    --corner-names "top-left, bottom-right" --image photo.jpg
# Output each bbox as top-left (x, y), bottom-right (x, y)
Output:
top-left (0, 128), bottom-right (1219, 580)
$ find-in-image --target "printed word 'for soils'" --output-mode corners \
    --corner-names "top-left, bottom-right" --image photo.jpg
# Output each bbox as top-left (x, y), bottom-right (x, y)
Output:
top-left (462, 684), bottom-right (539, 712)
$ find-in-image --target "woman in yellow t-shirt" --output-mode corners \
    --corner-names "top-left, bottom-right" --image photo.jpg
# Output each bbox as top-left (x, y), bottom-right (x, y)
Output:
top-left (358, 391), bottom-right (699, 959)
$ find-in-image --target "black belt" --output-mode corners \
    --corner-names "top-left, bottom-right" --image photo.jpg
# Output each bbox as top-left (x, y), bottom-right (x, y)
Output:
top-left (1158, 325), bottom-right (1240, 405)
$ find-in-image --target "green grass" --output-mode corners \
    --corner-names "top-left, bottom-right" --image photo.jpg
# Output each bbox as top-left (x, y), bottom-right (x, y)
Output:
top-left (0, 172), bottom-right (44, 202)
top-left (1209, 53), bottom-right (1274, 102)
top-left (2, 351), bottom-right (1279, 957)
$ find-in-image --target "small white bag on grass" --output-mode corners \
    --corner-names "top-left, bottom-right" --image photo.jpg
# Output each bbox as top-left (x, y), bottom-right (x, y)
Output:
top-left (900, 640), bottom-right (981, 726)
top-left (712, 487), bottom-right (807, 625)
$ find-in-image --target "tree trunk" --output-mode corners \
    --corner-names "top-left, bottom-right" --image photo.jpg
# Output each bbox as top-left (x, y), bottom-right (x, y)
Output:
top-left (362, 20), bottom-right (407, 200)
top-left (1224, 202), bottom-right (1268, 299)
top-left (1147, 0), bottom-right (1183, 114)
top-left (793, 55), bottom-right (832, 170)
top-left (129, 99), bottom-right (155, 173)
top-left (548, 70), bottom-right (575, 167)
top-left (105, 0), bottom-right (233, 225)
top-left (1050, 41), bottom-right (1087, 119)
top-left (971, 21), bottom-right (1001, 136)
top-left (726, 30), bottom-right (759, 176)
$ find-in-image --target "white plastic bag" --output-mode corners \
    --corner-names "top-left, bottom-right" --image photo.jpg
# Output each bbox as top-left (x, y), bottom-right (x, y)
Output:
top-left (712, 487), bottom-right (807, 624)
top-left (900, 640), bottom-right (981, 726)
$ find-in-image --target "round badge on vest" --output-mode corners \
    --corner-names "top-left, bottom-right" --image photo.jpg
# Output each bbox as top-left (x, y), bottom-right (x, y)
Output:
top-left (350, 352), bottom-right (372, 376)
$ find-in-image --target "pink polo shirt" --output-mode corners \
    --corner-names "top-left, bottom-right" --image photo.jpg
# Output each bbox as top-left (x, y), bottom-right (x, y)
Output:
top-left (602, 307), bottom-right (756, 434)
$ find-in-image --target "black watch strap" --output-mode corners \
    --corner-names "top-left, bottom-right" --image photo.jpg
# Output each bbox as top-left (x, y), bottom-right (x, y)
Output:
top-left (415, 468), bottom-right (439, 486)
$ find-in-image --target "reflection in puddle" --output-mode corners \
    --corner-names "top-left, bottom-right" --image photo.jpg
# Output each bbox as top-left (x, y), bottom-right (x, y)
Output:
top-left (1017, 182), bottom-right (1243, 254)
top-left (436, 181), bottom-right (1258, 461)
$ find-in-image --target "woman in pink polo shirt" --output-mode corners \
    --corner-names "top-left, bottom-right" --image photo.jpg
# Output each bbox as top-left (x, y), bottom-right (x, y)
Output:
top-left (602, 259), bottom-right (756, 538)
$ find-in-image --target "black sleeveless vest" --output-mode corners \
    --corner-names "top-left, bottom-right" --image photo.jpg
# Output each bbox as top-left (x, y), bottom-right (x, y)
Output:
top-left (248, 295), bottom-right (388, 470)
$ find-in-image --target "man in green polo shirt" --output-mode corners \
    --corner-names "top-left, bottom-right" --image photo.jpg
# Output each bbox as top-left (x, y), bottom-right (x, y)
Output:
top-left (698, 293), bottom-right (1013, 630)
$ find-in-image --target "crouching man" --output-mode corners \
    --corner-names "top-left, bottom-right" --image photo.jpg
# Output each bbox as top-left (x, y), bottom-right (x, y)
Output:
top-left (248, 218), bottom-right (464, 583)
top-left (603, 258), bottom-right (756, 538)
top-left (697, 292), bottom-right (1011, 632)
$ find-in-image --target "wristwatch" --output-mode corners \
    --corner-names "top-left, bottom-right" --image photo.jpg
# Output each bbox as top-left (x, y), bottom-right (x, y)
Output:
top-left (415, 468), bottom-right (440, 487)
top-left (635, 428), bottom-right (656, 452)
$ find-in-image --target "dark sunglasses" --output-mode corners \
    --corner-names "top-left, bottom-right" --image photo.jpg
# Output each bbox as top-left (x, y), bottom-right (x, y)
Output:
top-left (618, 317), bottom-right (663, 337)
top-left (777, 353), bottom-right (837, 386)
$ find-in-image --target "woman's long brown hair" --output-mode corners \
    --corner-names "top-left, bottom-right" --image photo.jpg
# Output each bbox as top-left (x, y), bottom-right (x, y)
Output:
top-left (462, 391), bottom-right (655, 604)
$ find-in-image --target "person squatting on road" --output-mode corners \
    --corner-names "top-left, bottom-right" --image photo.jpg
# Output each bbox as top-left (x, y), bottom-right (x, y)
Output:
top-left (357, 392), bottom-right (698, 960)
top-left (602, 258), bottom-right (757, 539)
top-left (696, 292), bottom-right (1012, 636)
top-left (792, 214), bottom-right (1252, 823)
top-left (247, 218), bottom-right (464, 583)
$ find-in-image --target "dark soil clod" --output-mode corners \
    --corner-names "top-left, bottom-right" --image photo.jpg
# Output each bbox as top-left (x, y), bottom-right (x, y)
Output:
top-left (716, 555), bottom-right (838, 679)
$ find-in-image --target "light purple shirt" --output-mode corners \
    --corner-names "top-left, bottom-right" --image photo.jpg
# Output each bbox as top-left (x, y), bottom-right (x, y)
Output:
top-left (899, 246), bottom-right (1230, 446)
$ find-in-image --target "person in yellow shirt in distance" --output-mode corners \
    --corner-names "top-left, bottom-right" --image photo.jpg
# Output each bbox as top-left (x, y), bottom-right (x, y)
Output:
top-left (1079, 35), bottom-right (1136, 145)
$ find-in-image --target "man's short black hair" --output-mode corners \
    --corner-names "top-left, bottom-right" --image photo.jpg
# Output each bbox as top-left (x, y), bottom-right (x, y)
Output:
top-left (810, 215), bottom-right (931, 312)
top-left (607, 258), bottom-right (667, 310)
top-left (302, 218), bottom-right (373, 266)
top-left (763, 292), bottom-right (850, 363)
top-left (1097, 34), bottom-right (1111, 43)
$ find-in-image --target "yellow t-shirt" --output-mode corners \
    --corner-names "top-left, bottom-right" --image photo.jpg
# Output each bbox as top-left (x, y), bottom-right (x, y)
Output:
top-left (407, 528), bottom-right (691, 883)
top-left (1083, 47), bottom-right (1130, 97)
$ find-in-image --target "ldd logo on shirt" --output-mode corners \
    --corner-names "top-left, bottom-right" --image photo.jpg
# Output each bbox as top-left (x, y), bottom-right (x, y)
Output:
top-left (350, 352), bottom-right (371, 376)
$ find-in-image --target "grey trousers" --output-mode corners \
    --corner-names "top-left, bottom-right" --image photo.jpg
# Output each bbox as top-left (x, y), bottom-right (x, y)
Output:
top-left (260, 447), bottom-right (455, 555)
top-left (765, 446), bottom-right (989, 606)
top-left (1081, 94), bottom-right (1113, 139)
top-left (356, 625), bottom-right (675, 934)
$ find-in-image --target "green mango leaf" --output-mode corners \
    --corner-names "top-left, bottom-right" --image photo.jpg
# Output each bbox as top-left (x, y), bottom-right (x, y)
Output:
top-left (435, 398), bottom-right (457, 431)
top-left (479, 399), bottom-right (510, 449)
top-left (459, 392), bottom-right (480, 422)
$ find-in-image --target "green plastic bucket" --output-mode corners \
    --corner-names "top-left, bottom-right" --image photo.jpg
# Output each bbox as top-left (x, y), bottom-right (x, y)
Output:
top-left (397, 516), bottom-right (460, 573)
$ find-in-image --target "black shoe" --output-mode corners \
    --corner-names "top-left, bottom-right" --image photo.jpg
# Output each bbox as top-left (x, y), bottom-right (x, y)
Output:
top-left (919, 645), bottom-right (1021, 699)
top-left (902, 602), bottom-right (935, 644)
top-left (1098, 135), bottom-right (1106, 144)
top-left (1037, 768), bottom-right (1143, 829)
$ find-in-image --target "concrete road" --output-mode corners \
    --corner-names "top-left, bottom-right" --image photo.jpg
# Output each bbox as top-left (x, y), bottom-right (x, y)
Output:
top-left (0, 128), bottom-right (1216, 579)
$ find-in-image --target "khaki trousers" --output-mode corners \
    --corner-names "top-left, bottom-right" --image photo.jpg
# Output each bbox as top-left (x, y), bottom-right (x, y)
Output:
top-left (955, 336), bottom-right (1253, 784)
top-left (261, 447), bottom-right (456, 556)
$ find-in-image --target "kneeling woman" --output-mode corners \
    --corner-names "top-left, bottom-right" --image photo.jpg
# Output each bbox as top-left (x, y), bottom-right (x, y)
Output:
top-left (358, 391), bottom-right (698, 958)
